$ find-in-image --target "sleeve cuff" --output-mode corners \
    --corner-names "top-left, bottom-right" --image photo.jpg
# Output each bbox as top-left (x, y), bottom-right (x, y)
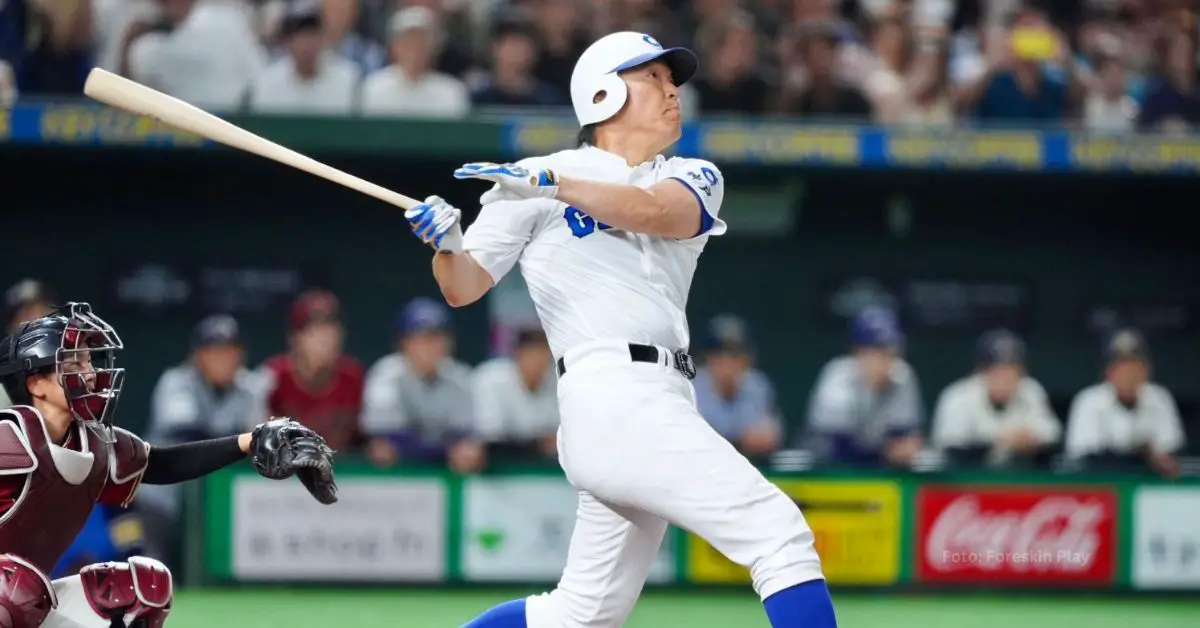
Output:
top-left (461, 247), bottom-right (508, 286)
top-left (668, 177), bottom-right (718, 237)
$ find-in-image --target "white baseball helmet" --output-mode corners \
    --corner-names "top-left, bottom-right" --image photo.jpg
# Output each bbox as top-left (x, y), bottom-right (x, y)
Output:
top-left (569, 31), bottom-right (698, 126)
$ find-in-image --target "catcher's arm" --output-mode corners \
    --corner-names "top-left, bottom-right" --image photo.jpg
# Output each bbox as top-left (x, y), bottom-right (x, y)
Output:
top-left (141, 418), bottom-right (338, 505)
top-left (141, 433), bottom-right (253, 484)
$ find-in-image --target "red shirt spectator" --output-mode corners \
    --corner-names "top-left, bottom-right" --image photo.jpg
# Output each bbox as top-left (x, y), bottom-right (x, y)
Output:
top-left (252, 290), bottom-right (364, 452)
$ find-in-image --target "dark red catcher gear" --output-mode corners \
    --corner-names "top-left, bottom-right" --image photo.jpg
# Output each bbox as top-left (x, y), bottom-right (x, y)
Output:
top-left (0, 302), bottom-right (125, 442)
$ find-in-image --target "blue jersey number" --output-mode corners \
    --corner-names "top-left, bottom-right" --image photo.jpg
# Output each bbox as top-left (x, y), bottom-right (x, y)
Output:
top-left (564, 206), bottom-right (612, 238)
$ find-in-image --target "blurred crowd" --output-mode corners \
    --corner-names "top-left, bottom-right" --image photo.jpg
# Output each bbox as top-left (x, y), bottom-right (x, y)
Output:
top-left (1, 0), bottom-right (1198, 131)
top-left (4, 278), bottom-right (1191, 572)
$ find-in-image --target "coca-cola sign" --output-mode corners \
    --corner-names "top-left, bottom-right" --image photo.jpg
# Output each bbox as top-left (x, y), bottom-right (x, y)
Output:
top-left (916, 487), bottom-right (1117, 585)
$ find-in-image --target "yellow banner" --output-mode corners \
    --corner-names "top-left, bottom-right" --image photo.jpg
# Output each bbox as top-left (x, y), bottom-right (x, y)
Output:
top-left (686, 480), bottom-right (902, 585)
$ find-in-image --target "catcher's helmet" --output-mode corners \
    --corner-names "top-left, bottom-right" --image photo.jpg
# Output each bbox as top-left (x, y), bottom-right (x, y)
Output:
top-left (0, 302), bottom-right (125, 441)
top-left (570, 31), bottom-right (698, 126)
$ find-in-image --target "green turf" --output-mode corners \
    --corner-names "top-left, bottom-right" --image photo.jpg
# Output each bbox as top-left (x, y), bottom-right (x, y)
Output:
top-left (170, 589), bottom-right (1200, 627)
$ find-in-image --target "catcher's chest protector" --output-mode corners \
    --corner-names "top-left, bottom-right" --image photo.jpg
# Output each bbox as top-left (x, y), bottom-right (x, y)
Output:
top-left (0, 407), bottom-right (148, 575)
top-left (0, 407), bottom-right (107, 574)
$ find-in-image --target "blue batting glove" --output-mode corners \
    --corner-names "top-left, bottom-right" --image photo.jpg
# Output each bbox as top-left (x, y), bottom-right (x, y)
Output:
top-left (453, 162), bottom-right (559, 205)
top-left (404, 195), bottom-right (463, 253)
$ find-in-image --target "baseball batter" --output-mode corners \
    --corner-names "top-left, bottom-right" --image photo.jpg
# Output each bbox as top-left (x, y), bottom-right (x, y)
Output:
top-left (404, 32), bottom-right (836, 628)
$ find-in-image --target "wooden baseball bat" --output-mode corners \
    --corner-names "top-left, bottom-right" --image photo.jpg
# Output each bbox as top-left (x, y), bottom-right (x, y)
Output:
top-left (83, 68), bottom-right (421, 211)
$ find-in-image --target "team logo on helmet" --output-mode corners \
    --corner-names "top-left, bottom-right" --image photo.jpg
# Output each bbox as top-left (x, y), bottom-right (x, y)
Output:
top-left (642, 34), bottom-right (662, 49)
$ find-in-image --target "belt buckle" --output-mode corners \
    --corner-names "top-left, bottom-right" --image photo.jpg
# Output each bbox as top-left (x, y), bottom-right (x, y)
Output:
top-left (673, 350), bottom-right (697, 380)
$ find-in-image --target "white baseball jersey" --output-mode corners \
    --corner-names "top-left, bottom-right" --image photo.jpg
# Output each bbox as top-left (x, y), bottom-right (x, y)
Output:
top-left (931, 373), bottom-right (1061, 463)
top-left (461, 145), bottom-right (823, 628)
top-left (462, 145), bottom-right (728, 358)
top-left (1065, 382), bottom-right (1186, 458)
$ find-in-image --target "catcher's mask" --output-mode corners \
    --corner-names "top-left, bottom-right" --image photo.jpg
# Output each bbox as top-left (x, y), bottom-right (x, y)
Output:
top-left (0, 302), bottom-right (125, 442)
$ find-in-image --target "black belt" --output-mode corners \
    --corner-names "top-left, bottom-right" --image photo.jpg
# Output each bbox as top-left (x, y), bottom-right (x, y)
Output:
top-left (556, 343), bottom-right (696, 380)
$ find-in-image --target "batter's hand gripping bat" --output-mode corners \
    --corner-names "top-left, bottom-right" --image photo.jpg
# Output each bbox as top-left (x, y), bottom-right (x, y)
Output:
top-left (83, 68), bottom-right (421, 211)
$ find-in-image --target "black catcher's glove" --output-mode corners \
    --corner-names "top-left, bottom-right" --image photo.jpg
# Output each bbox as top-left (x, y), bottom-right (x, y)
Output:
top-left (250, 417), bottom-right (338, 504)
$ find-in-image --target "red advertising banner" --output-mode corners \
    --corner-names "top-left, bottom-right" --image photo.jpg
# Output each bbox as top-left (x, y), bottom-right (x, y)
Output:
top-left (916, 486), bottom-right (1118, 585)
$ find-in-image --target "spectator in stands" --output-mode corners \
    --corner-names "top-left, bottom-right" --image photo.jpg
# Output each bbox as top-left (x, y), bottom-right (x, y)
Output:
top-left (693, 315), bottom-right (782, 463)
top-left (362, 297), bottom-right (483, 473)
top-left (17, 0), bottom-right (93, 95)
top-left (601, 0), bottom-right (682, 47)
top-left (801, 307), bottom-right (924, 468)
top-left (138, 314), bottom-right (257, 566)
top-left (680, 0), bottom-right (744, 51)
top-left (471, 326), bottom-right (559, 463)
top-left (692, 10), bottom-right (772, 114)
top-left (955, 9), bottom-right (1075, 122)
top-left (0, 0), bottom-right (21, 76)
top-left (361, 5), bottom-right (469, 118)
top-left (0, 279), bottom-right (56, 408)
top-left (0, 59), bottom-right (13, 106)
top-left (1139, 29), bottom-right (1199, 132)
top-left (862, 12), bottom-right (912, 124)
top-left (778, 21), bottom-right (872, 119)
top-left (1083, 52), bottom-right (1139, 132)
top-left (358, 0), bottom-right (475, 78)
top-left (91, 0), bottom-right (157, 73)
top-left (905, 45), bottom-right (954, 126)
top-left (252, 290), bottom-right (365, 452)
top-left (126, 0), bottom-right (268, 112)
top-left (529, 0), bottom-right (589, 101)
top-left (470, 16), bottom-right (563, 108)
top-left (320, 0), bottom-right (386, 76)
top-left (1065, 329), bottom-right (1186, 478)
top-left (930, 329), bottom-right (1061, 469)
top-left (249, 1), bottom-right (359, 115)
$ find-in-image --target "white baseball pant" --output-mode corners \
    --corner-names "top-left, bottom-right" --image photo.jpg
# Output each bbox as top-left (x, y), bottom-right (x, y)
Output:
top-left (42, 576), bottom-right (106, 628)
top-left (524, 340), bottom-right (825, 628)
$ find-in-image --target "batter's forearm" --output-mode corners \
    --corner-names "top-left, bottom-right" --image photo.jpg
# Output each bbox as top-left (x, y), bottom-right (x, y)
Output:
top-left (432, 252), bottom-right (492, 307)
top-left (556, 177), bottom-right (670, 234)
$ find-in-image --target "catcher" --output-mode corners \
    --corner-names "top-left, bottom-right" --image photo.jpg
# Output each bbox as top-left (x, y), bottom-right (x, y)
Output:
top-left (0, 302), bottom-right (338, 628)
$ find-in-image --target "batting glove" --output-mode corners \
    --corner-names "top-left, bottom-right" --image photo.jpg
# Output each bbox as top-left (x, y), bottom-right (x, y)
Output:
top-left (405, 195), bottom-right (463, 254)
top-left (453, 162), bottom-right (559, 205)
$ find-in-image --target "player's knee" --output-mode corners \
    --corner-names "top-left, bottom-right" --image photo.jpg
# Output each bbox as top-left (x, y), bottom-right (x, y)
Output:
top-left (748, 521), bottom-right (826, 600)
top-left (79, 557), bottom-right (173, 628)
top-left (525, 587), bottom-right (637, 628)
top-left (750, 546), bottom-right (825, 600)
top-left (0, 554), bottom-right (56, 628)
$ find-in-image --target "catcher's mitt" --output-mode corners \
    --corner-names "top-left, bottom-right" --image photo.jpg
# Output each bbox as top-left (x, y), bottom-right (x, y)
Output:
top-left (250, 417), bottom-right (338, 504)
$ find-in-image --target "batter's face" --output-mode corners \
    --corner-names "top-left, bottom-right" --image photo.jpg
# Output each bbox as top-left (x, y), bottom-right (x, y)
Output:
top-left (615, 60), bottom-right (682, 147)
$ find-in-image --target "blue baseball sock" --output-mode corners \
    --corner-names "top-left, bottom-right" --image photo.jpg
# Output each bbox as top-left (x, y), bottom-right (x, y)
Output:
top-left (462, 598), bottom-right (527, 628)
top-left (762, 579), bottom-right (837, 628)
